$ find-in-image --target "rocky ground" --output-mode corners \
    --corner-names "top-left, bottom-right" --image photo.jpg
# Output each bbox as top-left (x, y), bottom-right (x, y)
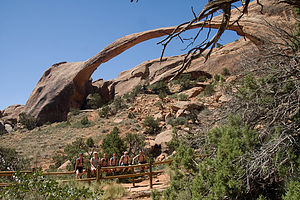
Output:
top-left (0, 74), bottom-right (234, 170)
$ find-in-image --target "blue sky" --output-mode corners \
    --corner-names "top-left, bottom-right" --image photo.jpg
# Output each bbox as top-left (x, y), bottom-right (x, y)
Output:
top-left (0, 0), bottom-right (240, 110)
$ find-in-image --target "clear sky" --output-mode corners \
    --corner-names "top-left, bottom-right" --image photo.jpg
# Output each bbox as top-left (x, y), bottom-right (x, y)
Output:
top-left (0, 0), bottom-right (240, 110)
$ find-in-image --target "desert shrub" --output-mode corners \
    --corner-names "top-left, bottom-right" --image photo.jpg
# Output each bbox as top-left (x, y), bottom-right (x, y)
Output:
top-left (221, 67), bottom-right (230, 76)
top-left (147, 81), bottom-right (170, 95)
top-left (19, 112), bottom-right (37, 130)
top-left (103, 182), bottom-right (126, 199)
top-left (69, 108), bottom-right (80, 116)
top-left (124, 133), bottom-right (147, 155)
top-left (202, 84), bottom-right (215, 96)
top-left (0, 171), bottom-right (102, 200)
top-left (154, 101), bottom-right (163, 109)
top-left (0, 146), bottom-right (29, 171)
top-left (213, 74), bottom-right (225, 84)
top-left (72, 116), bottom-right (93, 128)
top-left (50, 137), bottom-right (92, 170)
top-left (123, 85), bottom-right (145, 102)
top-left (99, 105), bottom-right (111, 119)
top-left (64, 138), bottom-right (90, 162)
top-left (143, 116), bottom-right (160, 134)
top-left (163, 116), bottom-right (259, 200)
top-left (177, 93), bottom-right (188, 101)
top-left (158, 91), bottom-right (167, 100)
top-left (167, 117), bottom-right (188, 127)
top-left (282, 180), bottom-right (300, 200)
top-left (166, 128), bottom-right (181, 154)
top-left (169, 93), bottom-right (188, 101)
top-left (171, 73), bottom-right (196, 91)
top-left (101, 127), bottom-right (126, 158)
top-left (151, 189), bottom-right (162, 200)
top-left (50, 152), bottom-right (68, 169)
top-left (55, 120), bottom-right (70, 128)
top-left (86, 93), bottom-right (103, 109)
top-left (112, 96), bottom-right (126, 110)
top-left (86, 137), bottom-right (95, 148)
top-left (127, 112), bottom-right (135, 119)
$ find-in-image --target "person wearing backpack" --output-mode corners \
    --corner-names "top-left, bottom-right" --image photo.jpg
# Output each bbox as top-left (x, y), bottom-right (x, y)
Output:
top-left (90, 152), bottom-right (100, 177)
top-left (74, 153), bottom-right (87, 179)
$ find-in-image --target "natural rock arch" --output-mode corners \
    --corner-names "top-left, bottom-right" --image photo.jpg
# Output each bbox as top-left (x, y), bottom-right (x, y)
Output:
top-left (23, 0), bottom-right (293, 125)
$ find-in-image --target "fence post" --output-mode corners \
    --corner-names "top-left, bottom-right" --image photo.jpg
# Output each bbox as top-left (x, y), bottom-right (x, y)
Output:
top-left (96, 165), bottom-right (101, 183)
top-left (149, 161), bottom-right (153, 189)
top-left (131, 166), bottom-right (135, 187)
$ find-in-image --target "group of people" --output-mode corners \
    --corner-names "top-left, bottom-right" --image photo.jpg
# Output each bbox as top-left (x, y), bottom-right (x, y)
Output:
top-left (74, 151), bottom-right (147, 179)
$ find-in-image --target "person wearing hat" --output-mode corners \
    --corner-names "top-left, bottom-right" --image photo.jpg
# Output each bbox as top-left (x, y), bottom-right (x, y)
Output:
top-left (90, 152), bottom-right (100, 177)
top-left (75, 153), bottom-right (87, 179)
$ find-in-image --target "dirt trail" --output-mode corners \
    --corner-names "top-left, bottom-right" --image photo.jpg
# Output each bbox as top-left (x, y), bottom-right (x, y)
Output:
top-left (121, 173), bottom-right (170, 199)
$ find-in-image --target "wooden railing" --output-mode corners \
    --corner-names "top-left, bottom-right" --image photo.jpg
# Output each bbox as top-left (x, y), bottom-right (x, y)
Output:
top-left (0, 159), bottom-right (173, 188)
top-left (0, 155), bottom-right (207, 188)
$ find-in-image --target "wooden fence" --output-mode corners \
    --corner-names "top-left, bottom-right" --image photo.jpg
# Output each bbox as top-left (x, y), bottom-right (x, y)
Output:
top-left (0, 155), bottom-right (207, 188)
top-left (0, 159), bottom-right (173, 188)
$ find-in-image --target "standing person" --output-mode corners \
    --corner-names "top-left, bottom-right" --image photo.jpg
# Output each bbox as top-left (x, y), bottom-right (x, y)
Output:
top-left (110, 153), bottom-right (118, 174)
top-left (101, 153), bottom-right (110, 173)
top-left (90, 152), bottom-right (100, 177)
top-left (132, 150), bottom-right (148, 172)
top-left (75, 153), bottom-right (87, 179)
top-left (119, 151), bottom-right (130, 173)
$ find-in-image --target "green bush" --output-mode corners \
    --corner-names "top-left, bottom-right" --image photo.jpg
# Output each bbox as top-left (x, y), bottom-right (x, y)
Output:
top-left (171, 74), bottom-right (196, 91)
top-left (99, 105), bottom-right (111, 119)
top-left (86, 93), bottom-right (103, 109)
top-left (55, 120), bottom-right (70, 128)
top-left (166, 128), bottom-right (181, 154)
top-left (221, 67), bottom-right (230, 76)
top-left (0, 171), bottom-right (102, 200)
top-left (19, 112), bottom-right (37, 130)
top-left (123, 85), bottom-right (146, 102)
top-left (151, 189), bottom-right (162, 200)
top-left (167, 117), bottom-right (188, 127)
top-left (282, 181), bottom-right (300, 200)
top-left (50, 152), bottom-right (68, 169)
top-left (147, 82), bottom-right (170, 95)
top-left (0, 146), bottom-right (29, 171)
top-left (113, 96), bottom-right (125, 110)
top-left (124, 133), bottom-right (147, 156)
top-left (69, 108), bottom-right (80, 116)
top-left (101, 127), bottom-right (126, 158)
top-left (143, 116), bottom-right (160, 134)
top-left (72, 116), bottom-right (93, 128)
top-left (158, 91), bottom-right (168, 100)
top-left (163, 116), bottom-right (259, 200)
top-left (169, 93), bottom-right (188, 101)
top-left (213, 74), bottom-right (225, 84)
top-left (202, 84), bottom-right (215, 96)
top-left (50, 138), bottom-right (92, 170)
top-left (86, 137), bottom-right (95, 148)
top-left (178, 93), bottom-right (188, 101)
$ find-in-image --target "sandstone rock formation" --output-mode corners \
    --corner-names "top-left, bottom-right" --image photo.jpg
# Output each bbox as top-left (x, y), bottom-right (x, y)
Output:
top-left (21, 0), bottom-right (295, 125)
top-left (0, 120), bottom-right (7, 134)
top-left (2, 104), bottom-right (24, 125)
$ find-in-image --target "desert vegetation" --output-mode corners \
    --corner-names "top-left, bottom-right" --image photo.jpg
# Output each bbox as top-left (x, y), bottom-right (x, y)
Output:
top-left (1, 1), bottom-right (300, 199)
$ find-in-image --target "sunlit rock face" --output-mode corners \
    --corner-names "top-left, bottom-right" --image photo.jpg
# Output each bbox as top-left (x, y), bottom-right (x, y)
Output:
top-left (22, 0), bottom-right (295, 125)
